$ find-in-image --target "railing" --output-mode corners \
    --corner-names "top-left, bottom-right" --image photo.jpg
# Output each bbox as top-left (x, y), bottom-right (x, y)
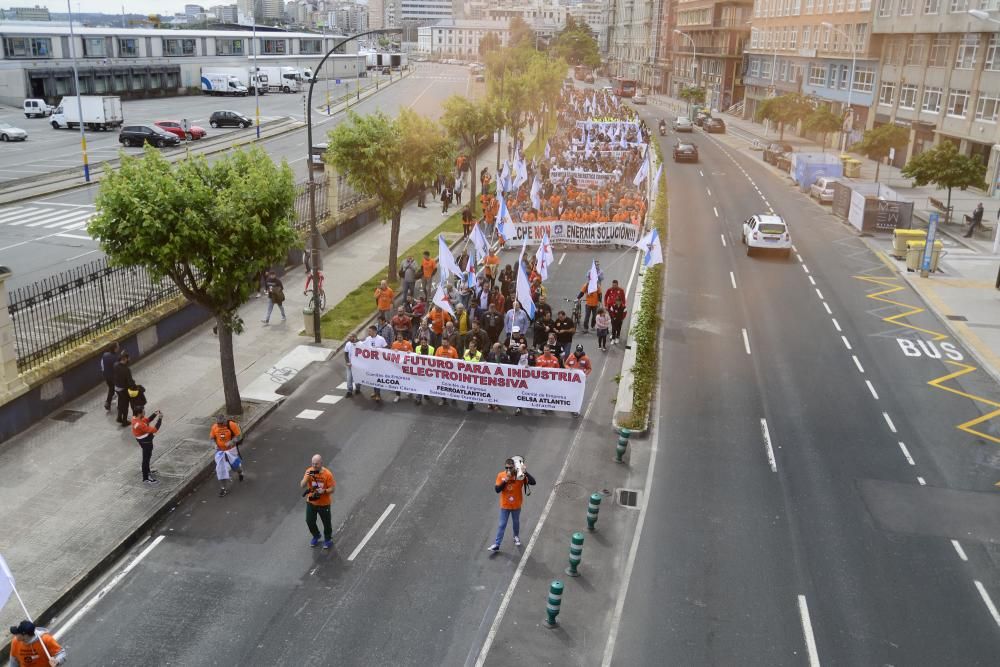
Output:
top-left (7, 258), bottom-right (183, 372)
top-left (336, 171), bottom-right (368, 212)
top-left (292, 178), bottom-right (330, 231)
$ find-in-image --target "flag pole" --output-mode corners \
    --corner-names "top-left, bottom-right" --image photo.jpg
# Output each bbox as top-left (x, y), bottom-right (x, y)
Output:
top-left (6, 579), bottom-right (54, 661)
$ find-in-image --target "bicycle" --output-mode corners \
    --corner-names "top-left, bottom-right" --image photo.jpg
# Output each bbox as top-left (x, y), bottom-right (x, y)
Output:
top-left (304, 287), bottom-right (327, 312)
top-left (564, 297), bottom-right (582, 329)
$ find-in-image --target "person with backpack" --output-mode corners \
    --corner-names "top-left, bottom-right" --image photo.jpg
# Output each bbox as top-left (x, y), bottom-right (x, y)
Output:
top-left (100, 342), bottom-right (119, 412)
top-left (262, 271), bottom-right (286, 324)
top-left (210, 415), bottom-right (244, 497)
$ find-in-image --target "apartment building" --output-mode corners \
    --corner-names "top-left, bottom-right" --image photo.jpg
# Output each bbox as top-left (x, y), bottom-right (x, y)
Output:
top-left (416, 18), bottom-right (511, 56)
top-left (669, 0), bottom-right (751, 110)
top-left (606, 0), bottom-right (667, 91)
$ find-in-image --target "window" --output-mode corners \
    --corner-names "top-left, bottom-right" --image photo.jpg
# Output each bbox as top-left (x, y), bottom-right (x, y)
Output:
top-left (899, 84), bottom-right (918, 108)
top-left (949, 0), bottom-right (967, 11)
top-left (947, 89), bottom-right (970, 117)
top-left (899, 0), bottom-right (914, 12)
top-left (781, 60), bottom-right (789, 80)
top-left (2, 36), bottom-right (52, 58)
top-left (162, 38), bottom-right (196, 56)
top-left (809, 63), bottom-right (826, 85)
top-left (300, 39), bottom-right (322, 54)
top-left (839, 65), bottom-right (850, 89)
top-left (878, 0), bottom-right (893, 15)
top-left (118, 37), bottom-right (138, 57)
top-left (827, 0), bottom-right (835, 10)
top-left (216, 38), bottom-right (244, 55)
top-left (879, 81), bottom-right (896, 105)
top-left (860, 0), bottom-right (872, 7)
top-left (924, 0), bottom-right (939, 11)
top-left (976, 92), bottom-right (1000, 122)
top-left (805, 0), bottom-right (814, 12)
top-left (955, 33), bottom-right (980, 69)
top-left (906, 36), bottom-right (926, 64)
top-left (761, 59), bottom-right (773, 78)
top-left (987, 35), bottom-right (1000, 70)
top-left (922, 86), bottom-right (942, 112)
top-left (822, 25), bottom-right (831, 50)
top-left (856, 24), bottom-right (868, 52)
top-left (814, 24), bottom-right (821, 48)
top-left (852, 65), bottom-right (874, 91)
top-left (750, 58), bottom-right (761, 76)
top-left (82, 37), bottom-right (106, 57)
top-left (836, 0), bottom-right (845, 10)
top-left (790, 27), bottom-right (798, 49)
top-left (929, 35), bottom-right (949, 66)
top-left (803, 26), bottom-right (811, 47)
top-left (751, 28), bottom-right (759, 48)
top-left (848, 0), bottom-right (857, 8)
top-left (262, 39), bottom-right (287, 55)
top-left (884, 38), bottom-right (902, 65)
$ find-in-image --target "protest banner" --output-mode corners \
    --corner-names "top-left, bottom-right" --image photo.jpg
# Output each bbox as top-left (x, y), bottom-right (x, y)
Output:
top-left (549, 169), bottom-right (620, 187)
top-left (499, 221), bottom-right (642, 246)
top-left (351, 346), bottom-right (586, 412)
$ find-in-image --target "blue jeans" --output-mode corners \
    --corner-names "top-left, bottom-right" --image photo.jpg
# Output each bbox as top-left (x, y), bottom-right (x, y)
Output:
top-left (494, 508), bottom-right (521, 546)
top-left (265, 300), bottom-right (286, 322)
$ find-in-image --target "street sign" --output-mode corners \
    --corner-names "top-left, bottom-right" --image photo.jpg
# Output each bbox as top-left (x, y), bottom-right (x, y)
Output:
top-left (922, 213), bottom-right (939, 276)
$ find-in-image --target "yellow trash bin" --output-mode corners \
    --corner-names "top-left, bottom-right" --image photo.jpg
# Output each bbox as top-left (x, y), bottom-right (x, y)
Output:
top-left (905, 240), bottom-right (943, 272)
top-left (844, 159), bottom-right (862, 178)
top-left (892, 229), bottom-right (927, 259)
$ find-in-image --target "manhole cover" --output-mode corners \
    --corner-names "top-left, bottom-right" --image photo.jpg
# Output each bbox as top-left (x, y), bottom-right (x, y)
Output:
top-left (553, 481), bottom-right (588, 500)
top-left (946, 315), bottom-right (968, 321)
top-left (51, 409), bottom-right (85, 423)
top-left (617, 488), bottom-right (640, 508)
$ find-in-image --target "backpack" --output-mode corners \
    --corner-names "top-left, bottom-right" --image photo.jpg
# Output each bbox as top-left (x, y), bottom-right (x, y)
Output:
top-left (271, 286), bottom-right (285, 304)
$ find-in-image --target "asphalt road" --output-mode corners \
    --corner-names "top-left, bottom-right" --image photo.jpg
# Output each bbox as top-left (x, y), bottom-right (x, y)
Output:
top-left (53, 247), bottom-right (638, 666)
top-left (0, 63), bottom-right (475, 291)
top-left (610, 111), bottom-right (1000, 664)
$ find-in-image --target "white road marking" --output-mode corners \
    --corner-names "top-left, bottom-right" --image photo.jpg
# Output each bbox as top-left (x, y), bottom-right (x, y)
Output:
top-left (54, 535), bottom-right (165, 640)
top-left (917, 476), bottom-right (926, 485)
top-left (808, 275), bottom-right (816, 286)
top-left (558, 253), bottom-right (566, 265)
top-left (65, 249), bottom-right (99, 261)
top-left (815, 288), bottom-right (824, 300)
top-left (974, 581), bottom-right (1000, 629)
top-left (796, 253), bottom-right (804, 262)
top-left (823, 302), bottom-right (832, 315)
top-left (841, 336), bottom-right (852, 350)
top-left (316, 394), bottom-right (343, 405)
top-left (706, 187), bottom-right (712, 196)
top-left (865, 380), bottom-right (879, 400)
top-left (347, 503), bottom-right (396, 561)
top-left (883, 412), bottom-right (897, 433)
top-left (802, 264), bottom-right (810, 274)
top-left (742, 328), bottom-right (751, 355)
top-left (798, 595), bottom-right (821, 667)
top-left (730, 272), bottom-right (737, 289)
top-left (336, 382), bottom-right (347, 390)
top-left (832, 318), bottom-right (842, 332)
top-left (853, 355), bottom-right (864, 373)
top-left (898, 441), bottom-right (915, 465)
top-left (760, 418), bottom-right (778, 472)
top-left (720, 234), bottom-right (727, 247)
top-left (699, 169), bottom-right (704, 177)
top-left (296, 409), bottom-right (323, 419)
top-left (713, 206), bottom-right (719, 217)
top-left (792, 244), bottom-right (798, 252)
top-left (951, 539), bottom-right (969, 562)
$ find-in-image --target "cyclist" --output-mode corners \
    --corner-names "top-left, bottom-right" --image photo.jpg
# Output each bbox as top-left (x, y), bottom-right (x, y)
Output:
top-left (303, 270), bottom-right (324, 295)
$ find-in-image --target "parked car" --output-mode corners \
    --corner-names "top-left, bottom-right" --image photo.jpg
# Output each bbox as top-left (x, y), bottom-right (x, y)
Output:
top-left (703, 117), bottom-right (726, 133)
top-left (0, 122), bottom-right (28, 141)
top-left (694, 112), bottom-right (710, 127)
top-left (809, 176), bottom-right (841, 203)
top-left (763, 141), bottom-right (794, 165)
top-left (209, 110), bottom-right (252, 128)
top-left (154, 120), bottom-right (207, 140)
top-left (742, 214), bottom-right (792, 257)
top-left (672, 116), bottom-right (694, 132)
top-left (632, 92), bottom-right (647, 104)
top-left (23, 99), bottom-right (51, 118)
top-left (672, 140), bottom-right (698, 162)
top-left (118, 124), bottom-right (181, 148)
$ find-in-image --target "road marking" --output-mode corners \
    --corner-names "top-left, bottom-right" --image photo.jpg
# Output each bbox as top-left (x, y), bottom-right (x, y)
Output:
top-left (832, 318), bottom-right (841, 332)
top-left (866, 380), bottom-right (879, 400)
top-left (798, 595), bottom-right (821, 667)
top-left (623, 248), bottom-right (642, 301)
top-left (56, 233), bottom-right (92, 241)
top-left (853, 355), bottom-right (864, 373)
top-left (347, 503), bottom-right (396, 561)
top-left (808, 275), bottom-right (816, 286)
top-left (54, 535), bottom-right (165, 640)
top-left (296, 409), bottom-right (323, 419)
top-left (796, 253), bottom-right (804, 262)
top-left (742, 328), bottom-right (751, 355)
top-left (316, 394), bottom-right (343, 405)
top-left (917, 476), bottom-right (926, 485)
top-left (927, 361), bottom-right (1000, 445)
top-left (883, 412), bottom-right (897, 433)
top-left (815, 288), bottom-right (824, 300)
top-left (706, 187), bottom-right (712, 196)
top-left (951, 539), bottom-right (969, 561)
top-left (898, 441), bottom-right (915, 465)
top-left (841, 336), bottom-right (852, 350)
top-left (720, 234), bottom-right (727, 247)
top-left (699, 170), bottom-right (704, 177)
top-left (823, 302), bottom-right (832, 315)
top-left (792, 244), bottom-right (798, 252)
top-left (66, 249), bottom-right (99, 261)
top-left (730, 272), bottom-right (737, 289)
top-left (760, 418), bottom-right (777, 472)
top-left (713, 206), bottom-right (719, 218)
top-left (855, 276), bottom-right (948, 341)
top-left (974, 581), bottom-right (1000, 629)
top-left (802, 264), bottom-right (810, 274)
top-left (558, 253), bottom-right (566, 265)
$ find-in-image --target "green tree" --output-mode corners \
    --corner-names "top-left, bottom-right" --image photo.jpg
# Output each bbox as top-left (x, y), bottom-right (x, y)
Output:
top-left (441, 95), bottom-right (499, 207)
top-left (902, 141), bottom-right (987, 224)
top-left (851, 123), bottom-right (910, 181)
top-left (479, 31), bottom-right (501, 57)
top-left (802, 108), bottom-right (843, 153)
top-left (88, 146), bottom-right (297, 414)
top-left (325, 109), bottom-right (454, 281)
top-left (755, 93), bottom-right (813, 140)
top-left (509, 16), bottom-right (536, 50)
top-left (550, 18), bottom-right (601, 68)
top-left (678, 86), bottom-right (706, 105)
top-left (526, 51), bottom-right (566, 137)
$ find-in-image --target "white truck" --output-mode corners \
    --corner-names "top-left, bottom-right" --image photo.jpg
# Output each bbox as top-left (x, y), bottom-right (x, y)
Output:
top-left (256, 66), bottom-right (309, 93)
top-left (201, 72), bottom-right (249, 96)
top-left (50, 96), bottom-right (123, 131)
top-left (204, 67), bottom-right (267, 95)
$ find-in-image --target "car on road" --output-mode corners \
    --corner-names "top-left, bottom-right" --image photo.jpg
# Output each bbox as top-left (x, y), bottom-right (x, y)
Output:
top-left (809, 176), bottom-right (841, 203)
top-left (23, 99), bottom-right (51, 118)
top-left (209, 110), bottom-right (252, 128)
top-left (154, 120), bottom-right (207, 140)
top-left (672, 116), bottom-right (694, 132)
top-left (118, 124), bottom-right (181, 148)
top-left (632, 92), bottom-right (647, 104)
top-left (672, 140), bottom-right (698, 162)
top-left (762, 141), bottom-right (793, 166)
top-left (0, 122), bottom-right (28, 141)
top-left (703, 117), bottom-right (726, 133)
top-left (742, 213), bottom-right (792, 257)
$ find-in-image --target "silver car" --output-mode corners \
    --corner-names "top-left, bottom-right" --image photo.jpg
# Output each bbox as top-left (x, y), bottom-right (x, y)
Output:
top-left (672, 116), bottom-right (694, 132)
top-left (809, 176), bottom-right (841, 203)
top-left (0, 122), bottom-right (27, 141)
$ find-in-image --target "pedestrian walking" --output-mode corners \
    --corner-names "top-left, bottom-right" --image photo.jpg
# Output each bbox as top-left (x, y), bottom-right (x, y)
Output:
top-left (454, 174), bottom-right (464, 205)
top-left (399, 255), bottom-right (418, 301)
top-left (301, 454), bottom-right (336, 549)
top-left (210, 415), bottom-right (244, 497)
top-left (463, 341), bottom-right (483, 411)
top-left (503, 301), bottom-right (531, 343)
top-left (112, 351), bottom-right (135, 427)
top-left (8, 620), bottom-right (66, 666)
top-left (965, 202), bottom-right (985, 238)
top-left (577, 280), bottom-right (602, 333)
top-left (462, 206), bottom-right (474, 238)
top-left (344, 332), bottom-right (359, 397)
top-left (131, 406), bottom-right (163, 485)
top-left (374, 279), bottom-right (395, 321)
top-left (417, 182), bottom-right (428, 208)
top-left (604, 279), bottom-right (626, 311)
top-left (609, 295), bottom-right (627, 345)
top-left (488, 457), bottom-right (536, 552)
top-left (595, 308), bottom-right (611, 351)
top-left (262, 271), bottom-right (286, 324)
top-left (413, 336), bottom-right (435, 405)
top-left (362, 324), bottom-right (388, 402)
top-left (100, 342), bottom-right (119, 411)
top-left (564, 345), bottom-right (592, 417)
top-left (441, 184), bottom-right (453, 215)
top-left (420, 250), bottom-right (437, 299)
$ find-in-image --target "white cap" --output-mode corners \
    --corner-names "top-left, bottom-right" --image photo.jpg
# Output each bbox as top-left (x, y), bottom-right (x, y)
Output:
top-left (512, 326), bottom-right (520, 334)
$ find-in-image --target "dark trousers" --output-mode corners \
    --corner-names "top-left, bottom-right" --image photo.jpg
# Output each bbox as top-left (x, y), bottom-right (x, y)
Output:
top-left (139, 440), bottom-right (154, 480)
top-left (306, 503), bottom-right (333, 540)
top-left (116, 388), bottom-right (130, 423)
top-left (584, 305), bottom-right (597, 330)
top-left (611, 317), bottom-right (624, 340)
top-left (104, 378), bottom-right (115, 408)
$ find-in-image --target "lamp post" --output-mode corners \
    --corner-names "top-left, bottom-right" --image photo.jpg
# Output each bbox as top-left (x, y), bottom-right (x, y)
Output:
top-left (252, 19), bottom-right (260, 138)
top-left (821, 22), bottom-right (858, 152)
top-left (66, 0), bottom-right (90, 182)
top-left (673, 29), bottom-right (697, 118)
top-left (305, 28), bottom-right (401, 343)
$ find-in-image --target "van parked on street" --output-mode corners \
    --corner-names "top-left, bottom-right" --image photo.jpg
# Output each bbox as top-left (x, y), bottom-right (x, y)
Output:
top-left (23, 99), bottom-right (51, 118)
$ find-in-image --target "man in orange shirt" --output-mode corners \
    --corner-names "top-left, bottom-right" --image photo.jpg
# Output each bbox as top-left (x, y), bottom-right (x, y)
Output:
top-left (301, 454), bottom-right (336, 549)
top-left (420, 250), bottom-right (437, 299)
top-left (210, 414), bottom-right (244, 497)
top-left (435, 339), bottom-right (459, 406)
top-left (132, 406), bottom-right (163, 486)
top-left (488, 457), bottom-right (537, 552)
top-left (536, 346), bottom-right (562, 368)
top-left (8, 620), bottom-right (65, 666)
top-left (391, 333), bottom-right (413, 403)
top-left (374, 279), bottom-right (394, 321)
top-left (429, 306), bottom-right (452, 346)
top-left (577, 281), bottom-right (603, 333)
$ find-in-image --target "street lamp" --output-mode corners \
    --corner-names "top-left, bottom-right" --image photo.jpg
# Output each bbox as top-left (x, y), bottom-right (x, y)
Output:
top-left (66, 0), bottom-right (90, 182)
top-left (305, 28), bottom-right (401, 343)
top-left (252, 18), bottom-right (260, 139)
top-left (673, 29), bottom-right (697, 117)
top-left (969, 8), bottom-right (1000, 23)
top-left (821, 21), bottom-right (858, 152)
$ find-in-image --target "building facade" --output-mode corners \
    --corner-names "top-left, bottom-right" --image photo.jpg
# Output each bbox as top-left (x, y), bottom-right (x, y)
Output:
top-left (416, 18), bottom-right (510, 56)
top-left (668, 0), bottom-right (751, 109)
top-left (210, 4), bottom-right (240, 22)
top-left (1, 5), bottom-right (50, 20)
top-left (328, 1), bottom-right (369, 32)
top-left (606, 0), bottom-right (667, 92)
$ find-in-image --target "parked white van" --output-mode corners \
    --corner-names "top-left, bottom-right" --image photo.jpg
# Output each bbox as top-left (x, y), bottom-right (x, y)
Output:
top-left (23, 99), bottom-right (51, 118)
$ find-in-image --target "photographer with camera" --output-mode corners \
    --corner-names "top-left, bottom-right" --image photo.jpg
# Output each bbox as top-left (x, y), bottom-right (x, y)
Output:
top-left (131, 406), bottom-right (163, 486)
top-left (300, 454), bottom-right (336, 549)
top-left (488, 456), bottom-right (536, 552)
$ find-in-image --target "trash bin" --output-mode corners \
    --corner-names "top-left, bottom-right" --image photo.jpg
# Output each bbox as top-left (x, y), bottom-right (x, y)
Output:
top-left (891, 228), bottom-right (927, 259)
top-left (303, 307), bottom-right (316, 337)
top-left (905, 240), bottom-right (943, 272)
top-left (844, 159), bottom-right (862, 178)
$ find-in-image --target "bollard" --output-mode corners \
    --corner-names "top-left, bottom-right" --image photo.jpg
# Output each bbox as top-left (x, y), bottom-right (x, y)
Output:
top-left (544, 580), bottom-right (564, 628)
top-left (586, 493), bottom-right (602, 531)
top-left (615, 427), bottom-right (631, 464)
top-left (565, 532), bottom-right (585, 577)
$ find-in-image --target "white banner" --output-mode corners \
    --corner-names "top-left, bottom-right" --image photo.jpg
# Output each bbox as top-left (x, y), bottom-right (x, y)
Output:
top-left (549, 169), bottom-right (620, 187)
top-left (499, 221), bottom-right (641, 246)
top-left (351, 347), bottom-right (586, 412)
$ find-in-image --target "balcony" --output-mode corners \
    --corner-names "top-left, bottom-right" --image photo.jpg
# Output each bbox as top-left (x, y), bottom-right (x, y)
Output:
top-left (671, 45), bottom-right (742, 56)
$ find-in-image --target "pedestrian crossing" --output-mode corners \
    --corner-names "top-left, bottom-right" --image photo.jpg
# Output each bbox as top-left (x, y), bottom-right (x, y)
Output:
top-left (0, 204), bottom-right (96, 236)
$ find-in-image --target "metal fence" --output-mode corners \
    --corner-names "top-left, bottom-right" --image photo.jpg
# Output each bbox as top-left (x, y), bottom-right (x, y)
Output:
top-left (292, 179), bottom-right (330, 231)
top-left (7, 259), bottom-right (182, 372)
top-left (336, 172), bottom-right (368, 212)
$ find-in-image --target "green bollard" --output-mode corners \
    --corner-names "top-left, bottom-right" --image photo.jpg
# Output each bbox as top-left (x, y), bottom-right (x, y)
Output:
top-left (615, 427), bottom-right (631, 463)
top-left (565, 532), bottom-right (584, 577)
top-left (544, 580), bottom-right (564, 628)
top-left (586, 493), bottom-right (602, 531)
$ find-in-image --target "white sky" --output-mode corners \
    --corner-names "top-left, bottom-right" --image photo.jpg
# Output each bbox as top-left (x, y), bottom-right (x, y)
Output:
top-left (31, 1), bottom-right (211, 16)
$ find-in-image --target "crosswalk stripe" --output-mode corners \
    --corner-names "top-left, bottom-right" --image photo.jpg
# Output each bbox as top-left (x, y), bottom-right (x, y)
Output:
top-left (43, 211), bottom-right (95, 228)
top-left (26, 210), bottom-right (93, 228)
top-left (0, 207), bottom-right (42, 224)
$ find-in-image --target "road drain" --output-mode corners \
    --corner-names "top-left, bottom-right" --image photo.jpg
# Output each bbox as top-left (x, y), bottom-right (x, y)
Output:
top-left (617, 488), bottom-right (640, 508)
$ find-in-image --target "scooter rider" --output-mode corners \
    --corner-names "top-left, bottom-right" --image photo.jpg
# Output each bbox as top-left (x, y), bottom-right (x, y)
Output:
top-left (658, 118), bottom-right (667, 135)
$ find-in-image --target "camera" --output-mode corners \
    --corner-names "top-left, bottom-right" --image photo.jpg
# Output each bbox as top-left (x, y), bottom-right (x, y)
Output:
top-left (511, 455), bottom-right (526, 481)
top-left (309, 492), bottom-right (321, 501)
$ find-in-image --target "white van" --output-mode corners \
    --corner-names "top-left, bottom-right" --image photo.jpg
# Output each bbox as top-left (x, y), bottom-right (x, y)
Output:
top-left (23, 99), bottom-right (51, 118)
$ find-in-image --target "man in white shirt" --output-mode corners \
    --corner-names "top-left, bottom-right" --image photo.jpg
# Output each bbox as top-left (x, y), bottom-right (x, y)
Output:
top-left (361, 324), bottom-right (388, 402)
top-left (344, 332), bottom-right (358, 397)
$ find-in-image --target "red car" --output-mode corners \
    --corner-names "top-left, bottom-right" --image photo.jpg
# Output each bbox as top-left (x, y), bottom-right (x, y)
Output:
top-left (154, 120), bottom-right (207, 140)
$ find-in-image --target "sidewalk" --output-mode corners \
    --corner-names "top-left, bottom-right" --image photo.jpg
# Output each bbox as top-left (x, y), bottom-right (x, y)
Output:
top-left (0, 127), bottom-right (518, 638)
top-left (650, 92), bottom-right (1000, 388)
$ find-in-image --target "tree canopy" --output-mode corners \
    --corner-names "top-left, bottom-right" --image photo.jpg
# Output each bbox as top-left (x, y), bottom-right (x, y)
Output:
top-left (441, 95), bottom-right (499, 205)
top-left (509, 16), bottom-right (536, 50)
top-left (479, 31), bottom-right (501, 57)
top-left (851, 123), bottom-right (909, 180)
top-left (550, 16), bottom-right (601, 68)
top-left (902, 141), bottom-right (987, 222)
top-left (755, 93), bottom-right (813, 140)
top-left (802, 108), bottom-right (843, 152)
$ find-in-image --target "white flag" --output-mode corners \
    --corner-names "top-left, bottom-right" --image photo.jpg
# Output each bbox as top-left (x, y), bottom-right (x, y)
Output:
top-left (587, 259), bottom-right (600, 294)
top-left (530, 175), bottom-right (542, 211)
top-left (544, 141), bottom-right (551, 159)
top-left (471, 222), bottom-right (489, 261)
top-left (534, 232), bottom-right (554, 281)
top-left (654, 162), bottom-right (663, 184)
top-left (438, 234), bottom-right (464, 280)
top-left (633, 150), bottom-right (650, 187)
top-left (516, 249), bottom-right (536, 321)
top-left (500, 161), bottom-right (511, 193)
top-left (465, 253), bottom-right (477, 288)
top-left (636, 229), bottom-right (663, 267)
top-left (513, 157), bottom-right (528, 190)
top-left (432, 281), bottom-right (455, 317)
top-left (0, 554), bottom-right (15, 612)
top-left (496, 194), bottom-right (517, 241)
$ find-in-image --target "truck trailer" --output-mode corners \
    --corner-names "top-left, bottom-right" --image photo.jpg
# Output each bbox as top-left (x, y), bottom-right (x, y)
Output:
top-left (255, 66), bottom-right (309, 93)
top-left (49, 96), bottom-right (123, 131)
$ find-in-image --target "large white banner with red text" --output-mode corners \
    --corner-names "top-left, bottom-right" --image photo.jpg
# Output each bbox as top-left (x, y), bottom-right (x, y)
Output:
top-left (351, 346), bottom-right (586, 412)
top-left (499, 221), bottom-right (641, 246)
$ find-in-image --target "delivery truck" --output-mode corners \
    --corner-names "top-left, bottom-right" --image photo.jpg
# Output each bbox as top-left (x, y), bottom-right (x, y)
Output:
top-left (49, 96), bottom-right (123, 131)
top-left (204, 66), bottom-right (267, 94)
top-left (201, 72), bottom-right (249, 96)
top-left (256, 66), bottom-right (309, 93)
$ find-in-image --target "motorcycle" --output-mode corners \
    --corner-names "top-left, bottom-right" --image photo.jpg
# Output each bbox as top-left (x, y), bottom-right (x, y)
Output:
top-left (658, 122), bottom-right (667, 137)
